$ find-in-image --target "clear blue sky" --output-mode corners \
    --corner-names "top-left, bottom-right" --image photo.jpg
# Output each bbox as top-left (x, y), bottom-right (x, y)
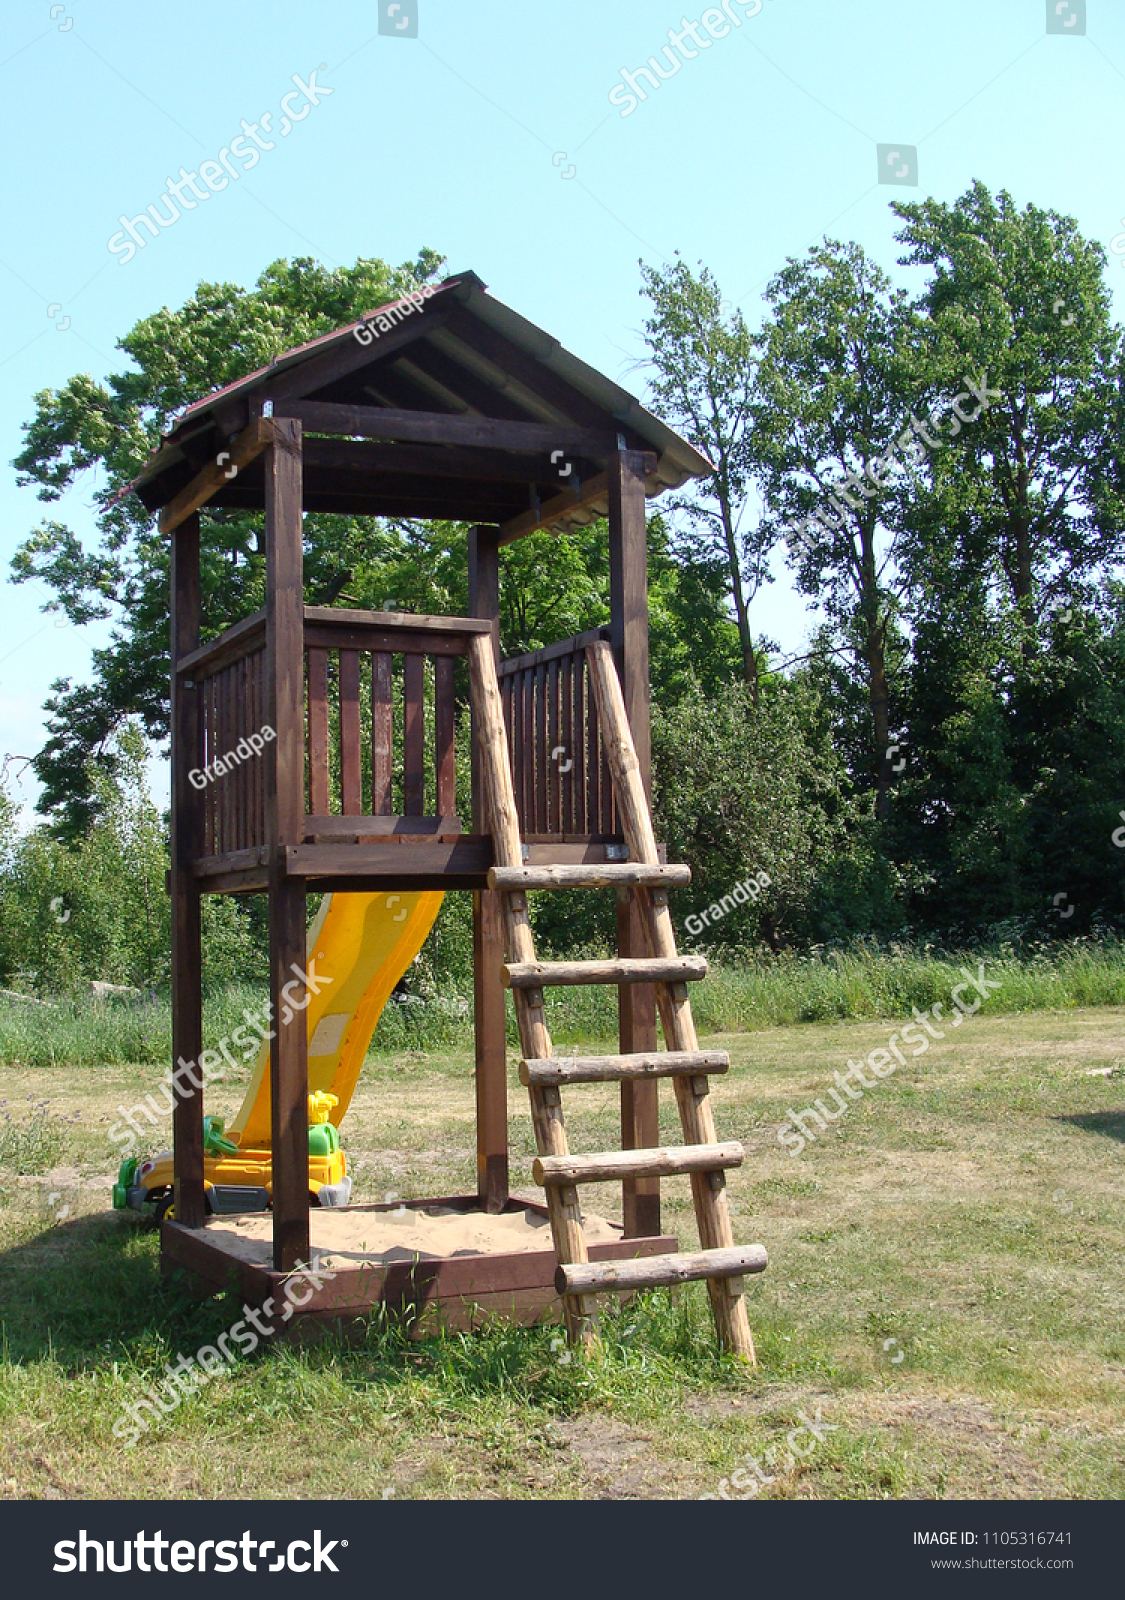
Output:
top-left (3, 0), bottom-right (1124, 817)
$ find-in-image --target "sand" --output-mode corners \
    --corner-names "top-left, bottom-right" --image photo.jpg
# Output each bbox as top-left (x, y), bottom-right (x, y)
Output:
top-left (204, 1204), bottom-right (622, 1269)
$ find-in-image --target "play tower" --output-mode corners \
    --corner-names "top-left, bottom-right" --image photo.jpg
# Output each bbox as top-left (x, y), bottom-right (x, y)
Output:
top-left (131, 271), bottom-right (767, 1354)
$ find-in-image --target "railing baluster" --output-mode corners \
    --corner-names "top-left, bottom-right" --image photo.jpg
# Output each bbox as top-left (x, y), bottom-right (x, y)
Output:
top-left (573, 653), bottom-right (586, 836)
top-left (234, 655), bottom-right (247, 851)
top-left (219, 665), bottom-right (232, 856)
top-left (511, 670), bottom-right (524, 831)
top-left (535, 661), bottom-right (548, 835)
top-left (340, 648), bottom-right (362, 814)
top-left (307, 646), bottom-right (329, 815)
top-left (548, 657), bottom-right (561, 834)
top-left (523, 667), bottom-right (536, 834)
top-left (560, 656), bottom-right (573, 834)
top-left (372, 651), bottom-right (393, 814)
top-left (253, 648), bottom-right (265, 844)
top-left (587, 657), bottom-right (601, 835)
top-left (202, 677), bottom-right (214, 856)
top-left (600, 694), bottom-right (615, 837)
top-left (404, 652), bottom-right (425, 815)
top-left (435, 654), bottom-right (456, 817)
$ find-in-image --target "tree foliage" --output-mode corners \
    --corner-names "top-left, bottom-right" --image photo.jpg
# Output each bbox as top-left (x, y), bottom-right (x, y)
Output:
top-left (8, 184), bottom-right (1125, 966)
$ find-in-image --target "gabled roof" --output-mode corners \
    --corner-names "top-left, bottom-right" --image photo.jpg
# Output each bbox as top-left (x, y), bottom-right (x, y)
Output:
top-left (131, 271), bottom-right (713, 535)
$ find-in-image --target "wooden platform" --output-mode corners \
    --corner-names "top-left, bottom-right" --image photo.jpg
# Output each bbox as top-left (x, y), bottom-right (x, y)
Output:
top-left (161, 1196), bottom-right (677, 1336)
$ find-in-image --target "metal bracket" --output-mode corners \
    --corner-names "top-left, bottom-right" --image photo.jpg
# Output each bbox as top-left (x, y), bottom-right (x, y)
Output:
top-left (606, 843), bottom-right (629, 862)
top-left (521, 843), bottom-right (530, 862)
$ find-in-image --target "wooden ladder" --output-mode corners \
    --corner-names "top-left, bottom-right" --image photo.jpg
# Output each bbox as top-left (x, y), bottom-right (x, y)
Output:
top-left (468, 634), bottom-right (766, 1359)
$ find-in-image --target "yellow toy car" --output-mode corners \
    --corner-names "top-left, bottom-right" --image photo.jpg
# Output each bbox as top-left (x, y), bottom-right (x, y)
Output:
top-left (112, 1100), bottom-right (351, 1220)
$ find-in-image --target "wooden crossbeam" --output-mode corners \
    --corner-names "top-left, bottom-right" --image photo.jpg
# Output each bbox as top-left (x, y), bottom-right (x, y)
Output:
top-left (274, 400), bottom-right (617, 458)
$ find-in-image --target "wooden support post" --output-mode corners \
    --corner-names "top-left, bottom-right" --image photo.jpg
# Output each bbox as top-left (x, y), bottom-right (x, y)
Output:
top-left (265, 418), bottom-right (310, 1272)
top-left (170, 512), bottom-right (205, 1229)
top-left (469, 525), bottom-right (509, 1213)
top-left (608, 448), bottom-right (660, 1239)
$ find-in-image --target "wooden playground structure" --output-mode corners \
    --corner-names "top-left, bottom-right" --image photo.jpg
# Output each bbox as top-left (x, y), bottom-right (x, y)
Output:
top-left (131, 270), bottom-right (767, 1356)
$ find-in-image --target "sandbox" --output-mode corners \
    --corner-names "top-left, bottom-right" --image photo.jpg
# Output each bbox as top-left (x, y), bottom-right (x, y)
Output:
top-left (206, 1202), bottom-right (625, 1270)
top-left (161, 1196), bottom-right (679, 1336)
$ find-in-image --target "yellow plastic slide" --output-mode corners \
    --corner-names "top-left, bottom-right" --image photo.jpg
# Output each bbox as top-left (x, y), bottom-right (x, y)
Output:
top-left (229, 889), bottom-right (444, 1147)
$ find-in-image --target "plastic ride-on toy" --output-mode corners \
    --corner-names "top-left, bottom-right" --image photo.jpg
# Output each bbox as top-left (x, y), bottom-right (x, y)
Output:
top-left (112, 1092), bottom-right (352, 1221)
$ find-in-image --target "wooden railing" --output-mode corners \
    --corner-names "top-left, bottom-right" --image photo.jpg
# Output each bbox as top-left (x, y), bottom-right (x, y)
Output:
top-left (178, 609), bottom-right (492, 869)
top-left (302, 608), bottom-right (475, 837)
top-left (499, 628), bottom-right (617, 841)
top-left (177, 612), bottom-right (268, 861)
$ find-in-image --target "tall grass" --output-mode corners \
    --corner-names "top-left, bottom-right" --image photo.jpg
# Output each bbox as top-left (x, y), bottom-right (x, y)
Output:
top-left (3, 939), bottom-right (1125, 1067)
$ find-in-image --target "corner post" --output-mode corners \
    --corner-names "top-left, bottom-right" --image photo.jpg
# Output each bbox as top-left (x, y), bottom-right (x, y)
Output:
top-left (469, 524), bottom-right (509, 1213)
top-left (170, 511), bottom-right (205, 1228)
top-left (608, 447), bottom-right (660, 1239)
top-left (265, 416), bottom-right (310, 1272)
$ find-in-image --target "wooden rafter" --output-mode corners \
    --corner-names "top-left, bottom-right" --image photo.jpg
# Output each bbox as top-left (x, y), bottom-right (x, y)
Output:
top-left (159, 418), bottom-right (273, 534)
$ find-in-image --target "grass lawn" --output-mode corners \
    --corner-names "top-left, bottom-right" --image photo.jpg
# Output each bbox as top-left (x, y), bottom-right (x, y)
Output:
top-left (0, 1003), bottom-right (1122, 1501)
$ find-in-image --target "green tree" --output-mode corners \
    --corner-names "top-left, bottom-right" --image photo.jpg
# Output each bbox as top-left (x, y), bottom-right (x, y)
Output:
top-left (751, 240), bottom-right (915, 818)
top-left (639, 258), bottom-right (768, 695)
top-left (892, 181), bottom-right (1123, 624)
top-left (10, 251), bottom-right (443, 836)
top-left (652, 672), bottom-right (876, 948)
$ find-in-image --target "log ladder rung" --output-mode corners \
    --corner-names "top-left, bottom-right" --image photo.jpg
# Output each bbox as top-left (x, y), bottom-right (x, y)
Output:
top-left (556, 1244), bottom-right (767, 1297)
top-left (488, 863), bottom-right (692, 891)
top-left (520, 1049), bottom-right (730, 1086)
top-left (534, 1141), bottom-right (743, 1187)
top-left (503, 955), bottom-right (707, 990)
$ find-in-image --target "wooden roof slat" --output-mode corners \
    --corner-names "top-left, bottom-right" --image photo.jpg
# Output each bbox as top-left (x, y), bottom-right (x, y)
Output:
top-left (261, 302), bottom-right (457, 404)
top-left (384, 355), bottom-right (474, 415)
top-left (498, 473), bottom-right (611, 545)
top-left (399, 339), bottom-right (533, 422)
top-left (441, 308), bottom-right (627, 438)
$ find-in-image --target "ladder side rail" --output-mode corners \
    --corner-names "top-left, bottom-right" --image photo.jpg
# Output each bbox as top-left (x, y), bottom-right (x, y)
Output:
top-left (467, 634), bottom-right (597, 1346)
top-left (586, 641), bottom-right (757, 1363)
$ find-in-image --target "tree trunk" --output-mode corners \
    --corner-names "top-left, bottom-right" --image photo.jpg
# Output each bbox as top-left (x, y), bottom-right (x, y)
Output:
top-left (856, 520), bottom-right (892, 821)
top-left (868, 620), bottom-right (892, 821)
top-left (720, 494), bottom-right (759, 702)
